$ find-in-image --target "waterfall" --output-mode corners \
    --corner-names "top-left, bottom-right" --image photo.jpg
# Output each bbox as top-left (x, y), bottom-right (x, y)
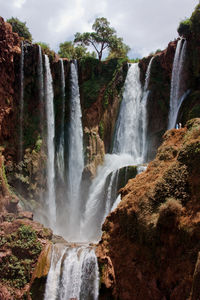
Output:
top-left (141, 56), bottom-right (154, 160)
top-left (44, 55), bottom-right (56, 226)
top-left (81, 153), bottom-right (135, 241)
top-left (56, 59), bottom-right (65, 181)
top-left (67, 60), bottom-right (84, 240)
top-left (44, 245), bottom-right (99, 300)
top-left (168, 39), bottom-right (187, 129)
top-left (112, 63), bottom-right (144, 162)
top-left (44, 245), bottom-right (66, 300)
top-left (81, 62), bottom-right (154, 241)
top-left (19, 41), bottom-right (24, 162)
top-left (37, 45), bottom-right (44, 134)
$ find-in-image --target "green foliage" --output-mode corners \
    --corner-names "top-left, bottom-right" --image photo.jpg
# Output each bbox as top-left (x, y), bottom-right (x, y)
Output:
top-left (129, 58), bottom-right (139, 63)
top-left (58, 41), bottom-right (97, 59)
top-left (177, 18), bottom-right (192, 37)
top-left (7, 17), bottom-right (32, 42)
top-left (99, 121), bottom-right (104, 139)
top-left (74, 17), bottom-right (130, 61)
top-left (34, 136), bottom-right (42, 153)
top-left (36, 42), bottom-right (55, 58)
top-left (0, 225), bottom-right (42, 289)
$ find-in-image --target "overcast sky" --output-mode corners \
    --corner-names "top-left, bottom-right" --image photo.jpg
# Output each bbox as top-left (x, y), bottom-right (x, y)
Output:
top-left (0, 0), bottom-right (198, 58)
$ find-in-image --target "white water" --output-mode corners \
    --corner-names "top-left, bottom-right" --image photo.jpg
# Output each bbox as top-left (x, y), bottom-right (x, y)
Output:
top-left (38, 45), bottom-right (44, 133)
top-left (168, 39), bottom-right (187, 129)
top-left (45, 245), bottom-right (99, 300)
top-left (44, 245), bottom-right (66, 300)
top-left (56, 59), bottom-right (65, 181)
top-left (67, 60), bottom-right (84, 240)
top-left (140, 56), bottom-right (154, 160)
top-left (19, 41), bottom-right (24, 162)
top-left (81, 62), bottom-right (153, 241)
top-left (113, 63), bottom-right (144, 161)
top-left (81, 153), bottom-right (135, 241)
top-left (44, 55), bottom-right (56, 226)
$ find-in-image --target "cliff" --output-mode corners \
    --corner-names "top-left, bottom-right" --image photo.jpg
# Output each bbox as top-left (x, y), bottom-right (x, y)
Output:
top-left (97, 118), bottom-right (200, 300)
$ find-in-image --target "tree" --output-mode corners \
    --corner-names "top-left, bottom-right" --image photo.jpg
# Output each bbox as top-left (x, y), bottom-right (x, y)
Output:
top-left (74, 17), bottom-right (128, 61)
top-left (7, 17), bottom-right (32, 42)
top-left (58, 41), bottom-right (97, 59)
top-left (107, 37), bottom-right (130, 59)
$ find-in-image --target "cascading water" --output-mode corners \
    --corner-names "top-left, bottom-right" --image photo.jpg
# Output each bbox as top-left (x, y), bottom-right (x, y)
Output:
top-left (44, 245), bottom-right (99, 300)
top-left (56, 59), bottom-right (65, 181)
top-left (44, 60), bottom-right (153, 297)
top-left (112, 63), bottom-right (144, 161)
top-left (67, 60), bottom-right (84, 240)
top-left (38, 45), bottom-right (44, 133)
top-left (44, 55), bottom-right (56, 226)
top-left (19, 41), bottom-right (24, 163)
top-left (81, 153), bottom-right (135, 241)
top-left (81, 62), bottom-right (153, 241)
top-left (168, 39), bottom-right (187, 129)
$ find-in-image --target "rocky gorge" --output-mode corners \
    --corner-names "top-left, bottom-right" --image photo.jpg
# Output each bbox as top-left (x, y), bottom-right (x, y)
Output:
top-left (0, 4), bottom-right (200, 300)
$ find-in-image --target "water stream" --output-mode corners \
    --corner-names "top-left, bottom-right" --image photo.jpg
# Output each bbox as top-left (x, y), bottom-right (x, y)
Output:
top-left (168, 39), bottom-right (187, 129)
top-left (44, 55), bottom-right (56, 226)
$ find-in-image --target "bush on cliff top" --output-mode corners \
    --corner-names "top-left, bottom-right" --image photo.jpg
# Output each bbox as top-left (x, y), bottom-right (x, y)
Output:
top-left (7, 17), bottom-right (32, 42)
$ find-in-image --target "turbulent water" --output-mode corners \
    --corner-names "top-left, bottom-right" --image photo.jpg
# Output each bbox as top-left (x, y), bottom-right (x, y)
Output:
top-left (44, 245), bottom-right (99, 300)
top-left (19, 41), bottom-right (24, 162)
top-left (44, 55), bottom-right (56, 226)
top-left (168, 39), bottom-right (187, 129)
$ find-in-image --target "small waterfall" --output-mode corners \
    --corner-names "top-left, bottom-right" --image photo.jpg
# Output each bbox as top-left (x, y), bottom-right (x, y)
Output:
top-left (140, 56), bottom-right (154, 160)
top-left (37, 45), bottom-right (44, 134)
top-left (44, 245), bottom-right (66, 300)
top-left (81, 154), bottom-right (135, 241)
top-left (45, 245), bottom-right (99, 300)
top-left (19, 41), bottom-right (24, 162)
top-left (44, 55), bottom-right (56, 226)
top-left (56, 59), bottom-right (65, 181)
top-left (168, 39), bottom-right (187, 129)
top-left (67, 60), bottom-right (84, 240)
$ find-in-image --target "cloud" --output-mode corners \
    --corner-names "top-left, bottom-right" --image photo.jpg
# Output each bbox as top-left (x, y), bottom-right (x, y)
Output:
top-left (0, 0), bottom-right (198, 57)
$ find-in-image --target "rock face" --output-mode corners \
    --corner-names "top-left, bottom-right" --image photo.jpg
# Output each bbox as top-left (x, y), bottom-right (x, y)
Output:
top-left (97, 118), bottom-right (200, 300)
top-left (0, 212), bottom-right (52, 299)
top-left (139, 41), bottom-right (176, 160)
top-left (0, 17), bottom-right (20, 153)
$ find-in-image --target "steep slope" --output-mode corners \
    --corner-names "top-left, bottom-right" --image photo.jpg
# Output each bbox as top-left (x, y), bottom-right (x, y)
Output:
top-left (98, 118), bottom-right (200, 300)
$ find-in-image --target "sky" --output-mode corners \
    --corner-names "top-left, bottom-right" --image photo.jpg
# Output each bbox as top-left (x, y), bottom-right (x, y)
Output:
top-left (0, 0), bottom-right (198, 58)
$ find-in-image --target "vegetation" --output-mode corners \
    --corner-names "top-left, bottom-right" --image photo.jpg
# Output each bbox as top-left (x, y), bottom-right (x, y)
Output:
top-left (7, 17), bottom-right (32, 42)
top-left (58, 41), bottom-right (96, 59)
top-left (177, 18), bottom-right (192, 37)
top-left (74, 17), bottom-right (130, 61)
top-left (36, 42), bottom-right (55, 58)
top-left (0, 225), bottom-right (42, 289)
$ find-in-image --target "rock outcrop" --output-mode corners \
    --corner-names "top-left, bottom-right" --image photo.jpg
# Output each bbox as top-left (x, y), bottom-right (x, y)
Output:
top-left (97, 118), bottom-right (200, 300)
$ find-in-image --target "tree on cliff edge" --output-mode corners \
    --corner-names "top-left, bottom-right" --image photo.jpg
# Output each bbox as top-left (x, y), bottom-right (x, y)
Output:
top-left (74, 17), bottom-right (129, 61)
top-left (7, 17), bottom-right (32, 42)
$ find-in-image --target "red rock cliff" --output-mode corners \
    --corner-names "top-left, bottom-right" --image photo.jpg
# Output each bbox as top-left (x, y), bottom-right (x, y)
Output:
top-left (98, 118), bottom-right (200, 300)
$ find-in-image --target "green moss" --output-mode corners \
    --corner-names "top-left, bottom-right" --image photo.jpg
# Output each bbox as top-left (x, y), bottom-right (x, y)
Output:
top-left (99, 120), bottom-right (104, 139)
top-left (0, 225), bottom-right (42, 289)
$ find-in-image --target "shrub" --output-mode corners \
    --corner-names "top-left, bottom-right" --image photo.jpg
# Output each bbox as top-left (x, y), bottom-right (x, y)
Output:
top-left (7, 17), bottom-right (32, 42)
top-left (157, 197), bottom-right (183, 229)
top-left (177, 18), bottom-right (192, 37)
